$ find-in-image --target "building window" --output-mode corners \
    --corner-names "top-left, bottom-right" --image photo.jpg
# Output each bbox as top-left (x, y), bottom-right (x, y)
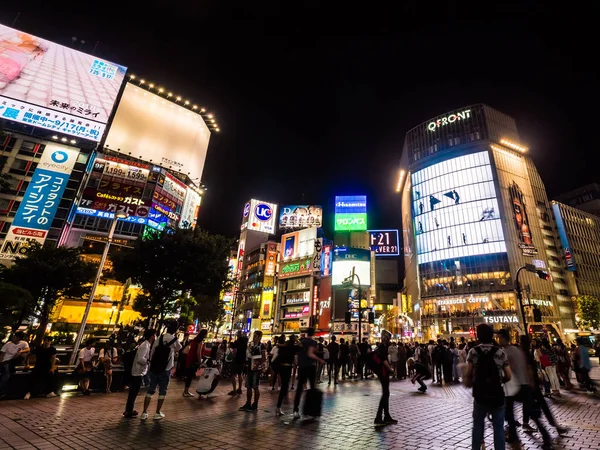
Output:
top-left (8, 158), bottom-right (29, 175)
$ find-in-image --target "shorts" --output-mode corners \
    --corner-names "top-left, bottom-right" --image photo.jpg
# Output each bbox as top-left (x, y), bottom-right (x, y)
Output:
top-left (232, 361), bottom-right (245, 375)
top-left (246, 370), bottom-right (261, 389)
top-left (147, 370), bottom-right (171, 397)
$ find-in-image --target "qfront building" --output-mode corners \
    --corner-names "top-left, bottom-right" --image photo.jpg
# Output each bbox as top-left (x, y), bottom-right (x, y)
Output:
top-left (400, 104), bottom-right (574, 340)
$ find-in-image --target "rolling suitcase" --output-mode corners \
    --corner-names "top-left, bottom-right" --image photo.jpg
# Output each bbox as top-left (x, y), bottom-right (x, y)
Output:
top-left (302, 388), bottom-right (323, 417)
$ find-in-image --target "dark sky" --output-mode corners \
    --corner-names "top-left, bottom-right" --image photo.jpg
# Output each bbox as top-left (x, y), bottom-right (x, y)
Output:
top-left (2, 2), bottom-right (597, 239)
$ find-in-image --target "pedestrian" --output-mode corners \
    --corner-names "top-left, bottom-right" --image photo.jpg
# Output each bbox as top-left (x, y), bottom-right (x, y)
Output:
top-left (293, 327), bottom-right (325, 419)
top-left (442, 340), bottom-right (453, 383)
top-left (316, 337), bottom-right (325, 383)
top-left (183, 329), bottom-right (207, 397)
top-left (269, 336), bottom-right (280, 390)
top-left (76, 339), bottom-right (95, 396)
top-left (371, 330), bottom-right (397, 426)
top-left (426, 340), bottom-right (436, 382)
top-left (464, 324), bottom-right (511, 450)
top-left (195, 358), bottom-right (221, 398)
top-left (574, 337), bottom-right (597, 393)
top-left (327, 335), bottom-right (339, 385)
top-left (123, 329), bottom-right (155, 418)
top-left (358, 337), bottom-right (371, 379)
top-left (24, 336), bottom-right (57, 399)
top-left (141, 321), bottom-right (181, 421)
top-left (450, 342), bottom-right (460, 382)
top-left (349, 339), bottom-right (359, 378)
top-left (538, 338), bottom-right (561, 396)
top-left (339, 338), bottom-right (350, 380)
top-left (0, 331), bottom-right (30, 399)
top-left (228, 330), bottom-right (248, 395)
top-left (99, 341), bottom-right (118, 393)
top-left (275, 334), bottom-right (298, 416)
top-left (397, 343), bottom-right (407, 379)
top-left (552, 338), bottom-right (572, 389)
top-left (240, 330), bottom-right (267, 412)
top-left (432, 340), bottom-right (444, 384)
top-left (408, 357), bottom-right (430, 393)
top-left (176, 333), bottom-right (191, 380)
top-left (388, 342), bottom-right (399, 379)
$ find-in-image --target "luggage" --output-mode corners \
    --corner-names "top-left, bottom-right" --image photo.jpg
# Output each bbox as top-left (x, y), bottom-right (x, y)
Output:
top-left (302, 388), bottom-right (323, 417)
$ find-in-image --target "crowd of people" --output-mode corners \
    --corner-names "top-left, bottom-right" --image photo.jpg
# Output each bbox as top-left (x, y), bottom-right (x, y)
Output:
top-left (1, 324), bottom-right (598, 448)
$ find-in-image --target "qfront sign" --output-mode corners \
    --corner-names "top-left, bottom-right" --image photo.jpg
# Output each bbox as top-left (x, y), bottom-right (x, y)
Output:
top-left (427, 109), bottom-right (471, 132)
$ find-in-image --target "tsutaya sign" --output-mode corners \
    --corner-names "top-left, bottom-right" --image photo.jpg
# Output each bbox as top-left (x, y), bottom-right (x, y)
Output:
top-left (427, 109), bottom-right (472, 131)
top-left (483, 315), bottom-right (519, 324)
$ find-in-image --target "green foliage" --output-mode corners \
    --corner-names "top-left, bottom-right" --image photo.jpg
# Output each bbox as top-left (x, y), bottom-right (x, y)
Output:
top-left (0, 281), bottom-right (33, 326)
top-left (576, 295), bottom-right (600, 330)
top-left (112, 229), bottom-right (233, 327)
top-left (1, 243), bottom-right (97, 341)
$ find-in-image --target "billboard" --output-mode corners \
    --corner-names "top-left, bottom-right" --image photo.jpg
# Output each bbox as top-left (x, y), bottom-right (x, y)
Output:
top-left (279, 257), bottom-right (314, 279)
top-left (104, 83), bottom-right (210, 183)
top-left (179, 188), bottom-right (201, 230)
top-left (334, 195), bottom-right (367, 231)
top-left (509, 181), bottom-right (537, 256)
top-left (552, 203), bottom-right (576, 271)
top-left (332, 247), bottom-right (371, 286)
top-left (279, 205), bottom-right (322, 230)
top-left (412, 151), bottom-right (506, 265)
top-left (264, 242), bottom-right (278, 277)
top-left (281, 228), bottom-right (317, 261)
top-left (0, 144), bottom-right (79, 259)
top-left (240, 199), bottom-right (277, 234)
top-left (0, 24), bottom-right (126, 141)
top-left (369, 230), bottom-right (400, 256)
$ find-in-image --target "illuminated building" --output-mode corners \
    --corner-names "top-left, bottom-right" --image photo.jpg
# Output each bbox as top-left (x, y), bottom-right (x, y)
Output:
top-left (554, 183), bottom-right (600, 217)
top-left (400, 104), bottom-right (573, 339)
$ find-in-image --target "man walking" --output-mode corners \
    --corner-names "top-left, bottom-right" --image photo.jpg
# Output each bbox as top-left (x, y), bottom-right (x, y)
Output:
top-left (228, 330), bottom-right (248, 395)
top-left (141, 321), bottom-right (181, 421)
top-left (327, 336), bottom-right (339, 385)
top-left (240, 330), bottom-right (266, 412)
top-left (123, 329), bottom-right (155, 418)
top-left (464, 324), bottom-right (511, 450)
top-left (293, 327), bottom-right (325, 419)
top-left (373, 330), bottom-right (397, 426)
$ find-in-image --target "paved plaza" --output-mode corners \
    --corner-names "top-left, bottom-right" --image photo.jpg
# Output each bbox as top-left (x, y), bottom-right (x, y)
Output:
top-left (1, 366), bottom-right (599, 450)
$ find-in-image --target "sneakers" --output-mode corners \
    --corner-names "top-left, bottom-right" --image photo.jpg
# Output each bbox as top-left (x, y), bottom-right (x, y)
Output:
top-left (140, 412), bottom-right (148, 420)
top-left (153, 412), bottom-right (165, 420)
top-left (249, 403), bottom-right (258, 411)
top-left (122, 411), bottom-right (138, 418)
top-left (239, 403), bottom-right (250, 411)
top-left (418, 386), bottom-right (427, 393)
top-left (374, 418), bottom-right (386, 427)
top-left (522, 423), bottom-right (537, 432)
top-left (276, 408), bottom-right (284, 416)
top-left (182, 392), bottom-right (195, 397)
top-left (227, 390), bottom-right (237, 395)
top-left (293, 411), bottom-right (301, 419)
top-left (384, 417), bottom-right (398, 425)
top-left (556, 425), bottom-right (570, 434)
top-left (46, 392), bottom-right (57, 398)
top-left (24, 392), bottom-right (31, 400)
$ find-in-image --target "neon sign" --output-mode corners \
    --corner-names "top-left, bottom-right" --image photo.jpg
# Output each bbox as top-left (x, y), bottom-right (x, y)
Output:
top-left (427, 109), bottom-right (471, 131)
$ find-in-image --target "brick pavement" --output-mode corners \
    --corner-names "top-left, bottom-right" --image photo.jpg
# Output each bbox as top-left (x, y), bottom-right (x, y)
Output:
top-left (1, 365), bottom-right (599, 450)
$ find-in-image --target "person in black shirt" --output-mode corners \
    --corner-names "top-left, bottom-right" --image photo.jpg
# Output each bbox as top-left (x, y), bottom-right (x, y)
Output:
top-left (374, 330), bottom-right (396, 426)
top-left (339, 338), bottom-right (350, 380)
top-left (275, 334), bottom-right (298, 415)
top-left (358, 338), bottom-right (371, 379)
top-left (327, 336), bottom-right (340, 385)
top-left (24, 336), bottom-right (57, 399)
top-left (228, 331), bottom-right (248, 395)
top-left (293, 328), bottom-right (325, 419)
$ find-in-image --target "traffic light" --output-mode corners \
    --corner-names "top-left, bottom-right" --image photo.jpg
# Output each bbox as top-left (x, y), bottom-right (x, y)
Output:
top-left (536, 270), bottom-right (550, 280)
top-left (345, 312), bottom-right (352, 324)
top-left (368, 312), bottom-right (375, 324)
top-left (469, 327), bottom-right (475, 337)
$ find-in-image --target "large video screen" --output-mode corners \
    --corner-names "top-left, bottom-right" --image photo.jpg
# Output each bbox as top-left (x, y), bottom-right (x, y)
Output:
top-left (412, 151), bottom-right (506, 264)
top-left (0, 24), bottom-right (126, 141)
top-left (334, 195), bottom-right (367, 231)
top-left (105, 83), bottom-right (211, 184)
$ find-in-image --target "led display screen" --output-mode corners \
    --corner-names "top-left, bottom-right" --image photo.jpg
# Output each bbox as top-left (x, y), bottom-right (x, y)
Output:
top-left (412, 151), bottom-right (506, 264)
top-left (369, 230), bottom-right (400, 256)
top-left (279, 205), bottom-right (322, 230)
top-left (0, 24), bottom-right (126, 141)
top-left (332, 247), bottom-right (371, 286)
top-left (334, 195), bottom-right (367, 231)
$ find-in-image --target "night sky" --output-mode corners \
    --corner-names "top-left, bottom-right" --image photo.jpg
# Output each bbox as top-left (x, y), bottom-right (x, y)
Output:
top-left (2, 2), bottom-right (597, 239)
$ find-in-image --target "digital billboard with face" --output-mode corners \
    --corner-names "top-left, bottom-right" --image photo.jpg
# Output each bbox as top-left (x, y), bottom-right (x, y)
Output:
top-left (279, 205), bottom-right (322, 230)
top-left (334, 195), bottom-right (367, 231)
top-left (0, 24), bottom-right (126, 141)
top-left (332, 247), bottom-right (371, 286)
top-left (104, 83), bottom-right (211, 184)
top-left (411, 151), bottom-right (506, 264)
top-left (281, 228), bottom-right (317, 261)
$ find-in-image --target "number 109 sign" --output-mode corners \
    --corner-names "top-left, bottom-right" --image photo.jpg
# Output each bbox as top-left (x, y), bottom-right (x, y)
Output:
top-left (369, 230), bottom-right (400, 256)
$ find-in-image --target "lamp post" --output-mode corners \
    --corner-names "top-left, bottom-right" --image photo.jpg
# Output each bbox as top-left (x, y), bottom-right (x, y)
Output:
top-left (343, 266), bottom-right (364, 342)
top-left (515, 264), bottom-right (550, 336)
top-left (70, 212), bottom-right (127, 364)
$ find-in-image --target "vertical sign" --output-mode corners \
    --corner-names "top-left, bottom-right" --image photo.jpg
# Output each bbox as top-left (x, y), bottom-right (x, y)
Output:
top-left (0, 144), bottom-right (80, 259)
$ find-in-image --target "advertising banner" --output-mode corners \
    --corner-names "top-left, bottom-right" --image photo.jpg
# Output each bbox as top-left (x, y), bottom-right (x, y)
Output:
top-left (281, 228), bottom-right (316, 261)
top-left (264, 242), bottom-right (278, 277)
top-left (279, 205), bottom-right (322, 230)
top-left (0, 24), bottom-right (126, 141)
top-left (334, 195), bottom-right (367, 231)
top-left (104, 83), bottom-right (210, 183)
top-left (240, 199), bottom-right (278, 234)
top-left (369, 230), bottom-right (400, 256)
top-left (0, 144), bottom-right (79, 259)
top-left (332, 247), bottom-right (371, 286)
top-left (552, 203), bottom-right (576, 271)
top-left (179, 188), bottom-right (201, 230)
top-left (279, 257), bottom-right (313, 279)
top-left (509, 181), bottom-right (538, 257)
top-left (321, 244), bottom-right (332, 276)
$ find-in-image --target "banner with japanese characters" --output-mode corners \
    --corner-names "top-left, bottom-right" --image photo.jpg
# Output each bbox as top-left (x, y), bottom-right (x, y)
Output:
top-left (0, 144), bottom-right (80, 259)
top-left (0, 24), bottom-right (126, 142)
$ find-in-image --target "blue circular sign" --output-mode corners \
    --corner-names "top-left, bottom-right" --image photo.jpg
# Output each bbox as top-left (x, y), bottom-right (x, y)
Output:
top-left (51, 150), bottom-right (68, 163)
top-left (254, 203), bottom-right (272, 222)
top-left (243, 202), bottom-right (251, 218)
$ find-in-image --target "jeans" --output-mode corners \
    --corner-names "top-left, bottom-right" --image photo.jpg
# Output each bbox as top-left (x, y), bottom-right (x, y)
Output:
top-left (125, 376), bottom-right (142, 413)
top-left (293, 366), bottom-right (316, 412)
top-left (328, 360), bottom-right (338, 383)
top-left (505, 395), bottom-right (518, 442)
top-left (471, 401), bottom-right (505, 450)
top-left (147, 370), bottom-right (171, 397)
top-left (435, 363), bottom-right (442, 382)
top-left (29, 369), bottom-right (56, 397)
top-left (277, 365), bottom-right (292, 408)
top-left (376, 374), bottom-right (390, 419)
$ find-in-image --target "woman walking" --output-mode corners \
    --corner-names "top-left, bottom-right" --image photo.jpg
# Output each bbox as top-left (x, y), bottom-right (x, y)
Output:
top-left (553, 338), bottom-right (572, 389)
top-left (182, 329), bottom-right (207, 397)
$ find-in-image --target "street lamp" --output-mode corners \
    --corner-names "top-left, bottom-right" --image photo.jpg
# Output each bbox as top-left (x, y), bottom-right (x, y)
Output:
top-left (70, 212), bottom-right (128, 364)
top-left (342, 266), bottom-right (366, 342)
top-left (515, 264), bottom-right (550, 336)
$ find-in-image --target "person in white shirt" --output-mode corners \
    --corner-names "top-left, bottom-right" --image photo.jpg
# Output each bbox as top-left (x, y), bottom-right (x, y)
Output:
top-left (123, 329), bottom-right (155, 418)
top-left (196, 358), bottom-right (221, 398)
top-left (77, 339), bottom-right (95, 395)
top-left (141, 321), bottom-right (181, 421)
top-left (0, 331), bottom-right (30, 399)
top-left (99, 342), bottom-right (118, 393)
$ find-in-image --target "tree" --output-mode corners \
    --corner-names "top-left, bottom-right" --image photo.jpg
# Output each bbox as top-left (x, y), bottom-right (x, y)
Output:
top-left (576, 295), bottom-right (600, 330)
top-left (0, 282), bottom-right (33, 330)
top-left (112, 229), bottom-right (233, 329)
top-left (2, 243), bottom-right (97, 343)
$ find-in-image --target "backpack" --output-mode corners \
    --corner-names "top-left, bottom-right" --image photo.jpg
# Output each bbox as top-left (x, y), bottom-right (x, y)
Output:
top-left (472, 345), bottom-right (504, 407)
top-left (150, 335), bottom-right (178, 373)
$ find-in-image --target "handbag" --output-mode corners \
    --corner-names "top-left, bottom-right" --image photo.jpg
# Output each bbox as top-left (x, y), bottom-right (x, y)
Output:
top-left (539, 354), bottom-right (551, 368)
